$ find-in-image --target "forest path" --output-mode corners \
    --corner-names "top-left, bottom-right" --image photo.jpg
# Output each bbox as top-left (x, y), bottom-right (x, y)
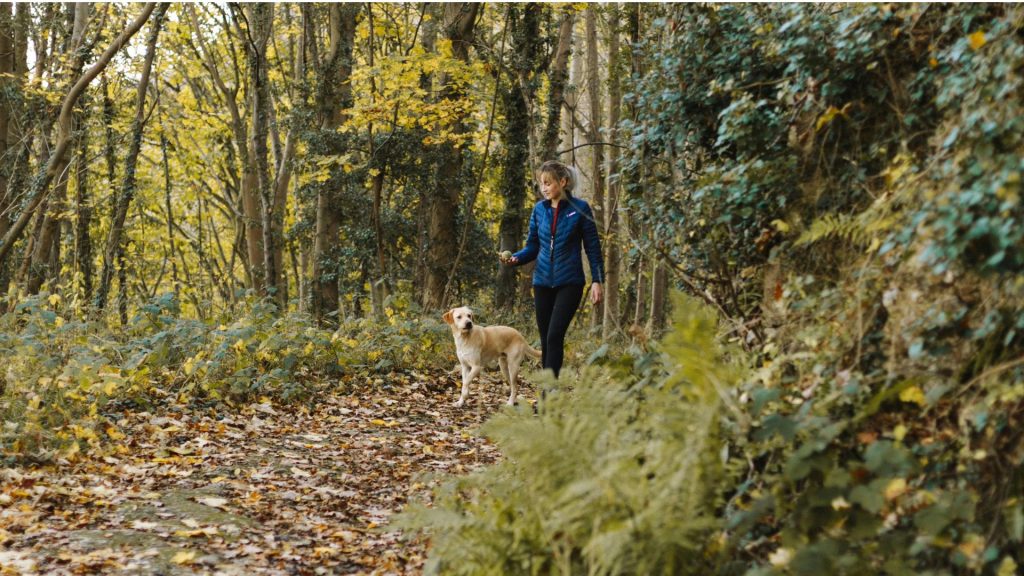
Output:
top-left (2, 371), bottom-right (532, 575)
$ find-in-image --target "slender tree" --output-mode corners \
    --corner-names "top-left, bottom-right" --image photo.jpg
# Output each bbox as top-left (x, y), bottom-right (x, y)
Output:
top-left (26, 3), bottom-right (90, 295)
top-left (73, 105), bottom-right (92, 301)
top-left (311, 4), bottom-right (358, 325)
top-left (239, 3), bottom-right (280, 304)
top-left (625, 4), bottom-right (647, 332)
top-left (542, 6), bottom-right (574, 162)
top-left (423, 2), bottom-right (478, 310)
top-left (412, 4), bottom-right (439, 304)
top-left (585, 6), bottom-right (605, 330)
top-left (603, 3), bottom-right (622, 340)
top-left (0, 3), bottom-right (13, 235)
top-left (188, 4), bottom-right (258, 292)
top-left (496, 4), bottom-right (540, 309)
top-left (94, 3), bottom-right (169, 312)
top-left (0, 2), bottom-right (20, 293)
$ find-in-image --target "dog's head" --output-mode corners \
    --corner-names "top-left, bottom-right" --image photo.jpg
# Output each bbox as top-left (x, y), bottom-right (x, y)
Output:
top-left (443, 306), bottom-right (475, 333)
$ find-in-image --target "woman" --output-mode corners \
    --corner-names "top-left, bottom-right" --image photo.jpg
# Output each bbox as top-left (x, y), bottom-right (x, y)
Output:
top-left (501, 160), bottom-right (603, 378)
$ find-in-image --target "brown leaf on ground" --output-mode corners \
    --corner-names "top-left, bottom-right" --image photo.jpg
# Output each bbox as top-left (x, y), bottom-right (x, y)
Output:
top-left (1, 370), bottom-right (531, 575)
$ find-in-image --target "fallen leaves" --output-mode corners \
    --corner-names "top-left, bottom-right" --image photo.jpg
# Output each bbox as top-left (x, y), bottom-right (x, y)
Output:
top-left (1, 369), bottom-right (525, 574)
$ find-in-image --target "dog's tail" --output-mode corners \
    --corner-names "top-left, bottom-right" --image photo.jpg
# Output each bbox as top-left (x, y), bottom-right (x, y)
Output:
top-left (526, 345), bottom-right (542, 360)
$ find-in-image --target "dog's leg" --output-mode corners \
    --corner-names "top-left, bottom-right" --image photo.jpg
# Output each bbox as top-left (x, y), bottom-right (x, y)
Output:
top-left (506, 354), bottom-right (522, 406)
top-left (455, 361), bottom-right (469, 407)
top-left (455, 363), bottom-right (481, 407)
top-left (498, 356), bottom-right (512, 405)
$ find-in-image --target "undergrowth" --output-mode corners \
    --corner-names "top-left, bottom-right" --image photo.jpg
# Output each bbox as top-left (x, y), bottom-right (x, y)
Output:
top-left (0, 292), bottom-right (452, 463)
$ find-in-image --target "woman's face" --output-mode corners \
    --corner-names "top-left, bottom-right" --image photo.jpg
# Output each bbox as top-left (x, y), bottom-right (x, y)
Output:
top-left (540, 172), bottom-right (568, 202)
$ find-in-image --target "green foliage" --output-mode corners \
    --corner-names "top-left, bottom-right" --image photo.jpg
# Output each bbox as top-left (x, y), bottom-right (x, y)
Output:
top-left (399, 4), bottom-right (1024, 575)
top-left (0, 292), bottom-right (453, 462)
top-left (398, 295), bottom-right (739, 575)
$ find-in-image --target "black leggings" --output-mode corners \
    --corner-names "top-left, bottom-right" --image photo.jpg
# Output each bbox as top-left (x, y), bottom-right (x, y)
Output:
top-left (534, 284), bottom-right (584, 378)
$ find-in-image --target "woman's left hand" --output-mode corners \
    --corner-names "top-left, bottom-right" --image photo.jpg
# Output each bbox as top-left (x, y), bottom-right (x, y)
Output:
top-left (591, 282), bottom-right (603, 305)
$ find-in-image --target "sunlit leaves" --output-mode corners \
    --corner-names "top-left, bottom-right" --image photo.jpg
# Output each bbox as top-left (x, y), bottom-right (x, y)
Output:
top-left (347, 41), bottom-right (479, 148)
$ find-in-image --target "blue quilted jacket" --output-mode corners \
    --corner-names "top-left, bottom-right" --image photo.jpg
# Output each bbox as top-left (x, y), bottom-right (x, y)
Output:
top-left (512, 196), bottom-right (604, 287)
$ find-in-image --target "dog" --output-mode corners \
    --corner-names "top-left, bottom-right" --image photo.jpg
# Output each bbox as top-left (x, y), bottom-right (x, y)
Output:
top-left (442, 306), bottom-right (542, 407)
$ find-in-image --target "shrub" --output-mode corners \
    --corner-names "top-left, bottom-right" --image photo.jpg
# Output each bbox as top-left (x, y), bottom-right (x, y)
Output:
top-left (398, 296), bottom-right (741, 575)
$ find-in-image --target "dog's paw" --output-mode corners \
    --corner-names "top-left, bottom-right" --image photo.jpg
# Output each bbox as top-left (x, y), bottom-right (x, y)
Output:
top-left (505, 397), bottom-right (516, 406)
top-left (454, 398), bottom-right (466, 408)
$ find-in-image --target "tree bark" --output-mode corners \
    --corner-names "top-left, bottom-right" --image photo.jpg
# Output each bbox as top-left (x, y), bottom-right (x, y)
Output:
top-left (26, 3), bottom-right (90, 295)
top-left (562, 17), bottom-right (583, 165)
top-left (496, 4), bottom-right (539, 309)
top-left (0, 3), bottom-right (157, 270)
top-left (541, 6), bottom-right (574, 162)
top-left (0, 3), bottom-right (13, 233)
top-left (585, 7), bottom-right (605, 331)
top-left (423, 2), bottom-right (479, 311)
top-left (240, 3), bottom-right (279, 305)
top-left (94, 3), bottom-right (168, 311)
top-left (413, 3), bottom-right (439, 304)
top-left (649, 257), bottom-right (668, 333)
top-left (626, 4), bottom-right (647, 332)
top-left (602, 3), bottom-right (622, 340)
top-left (73, 107), bottom-right (92, 300)
top-left (366, 5), bottom-right (389, 318)
top-left (311, 3), bottom-right (358, 325)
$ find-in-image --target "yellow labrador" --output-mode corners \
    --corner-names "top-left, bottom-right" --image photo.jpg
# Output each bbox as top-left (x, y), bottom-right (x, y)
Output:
top-left (443, 306), bottom-right (541, 407)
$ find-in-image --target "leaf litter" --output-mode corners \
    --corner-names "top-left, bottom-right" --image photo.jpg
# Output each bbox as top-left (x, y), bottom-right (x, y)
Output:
top-left (1, 370), bottom-right (532, 574)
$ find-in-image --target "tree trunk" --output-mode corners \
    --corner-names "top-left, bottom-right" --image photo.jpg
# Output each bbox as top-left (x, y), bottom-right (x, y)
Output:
top-left (649, 257), bottom-right (668, 334)
top-left (311, 4), bottom-right (358, 325)
top-left (73, 108), bottom-right (92, 300)
top-left (159, 132), bottom-right (179, 299)
top-left (602, 3), bottom-right (622, 341)
top-left (0, 3), bottom-right (157, 271)
top-left (413, 3), bottom-right (439, 304)
top-left (585, 7), bottom-right (605, 331)
top-left (26, 3), bottom-right (90, 294)
top-left (562, 18), bottom-right (583, 166)
top-left (94, 3), bottom-right (168, 312)
top-left (0, 2), bottom-right (17, 294)
top-left (625, 5), bottom-right (647, 333)
top-left (271, 46), bottom-right (301, 309)
top-left (422, 2), bottom-right (478, 311)
top-left (542, 6), bottom-right (574, 162)
top-left (496, 4), bottom-right (540, 309)
top-left (366, 5), bottom-right (389, 318)
top-left (0, 2), bottom-right (12, 234)
top-left (241, 3), bottom-right (279, 305)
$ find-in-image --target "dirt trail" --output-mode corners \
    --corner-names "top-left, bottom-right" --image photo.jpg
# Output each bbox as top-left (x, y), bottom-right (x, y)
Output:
top-left (1, 371), bottom-right (531, 575)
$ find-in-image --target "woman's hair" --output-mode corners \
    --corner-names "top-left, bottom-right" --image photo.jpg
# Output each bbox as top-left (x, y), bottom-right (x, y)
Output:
top-left (539, 160), bottom-right (577, 196)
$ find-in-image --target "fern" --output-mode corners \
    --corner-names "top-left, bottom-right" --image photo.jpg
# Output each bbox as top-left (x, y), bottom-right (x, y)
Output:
top-left (795, 209), bottom-right (900, 248)
top-left (396, 295), bottom-right (740, 575)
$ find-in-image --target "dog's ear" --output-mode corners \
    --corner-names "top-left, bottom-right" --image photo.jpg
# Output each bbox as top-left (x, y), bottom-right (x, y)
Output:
top-left (442, 309), bottom-right (454, 325)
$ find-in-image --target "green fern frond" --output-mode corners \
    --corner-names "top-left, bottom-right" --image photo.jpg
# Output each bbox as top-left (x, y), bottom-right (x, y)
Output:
top-left (395, 294), bottom-right (741, 576)
top-left (795, 209), bottom-right (900, 248)
top-left (796, 213), bottom-right (868, 246)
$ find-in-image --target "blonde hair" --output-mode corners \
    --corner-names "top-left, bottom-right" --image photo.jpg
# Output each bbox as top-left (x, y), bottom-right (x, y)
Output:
top-left (539, 160), bottom-right (577, 197)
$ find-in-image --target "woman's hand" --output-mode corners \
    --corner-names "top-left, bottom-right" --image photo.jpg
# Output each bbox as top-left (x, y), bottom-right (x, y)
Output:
top-left (591, 282), bottom-right (603, 305)
top-left (499, 251), bottom-right (518, 265)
